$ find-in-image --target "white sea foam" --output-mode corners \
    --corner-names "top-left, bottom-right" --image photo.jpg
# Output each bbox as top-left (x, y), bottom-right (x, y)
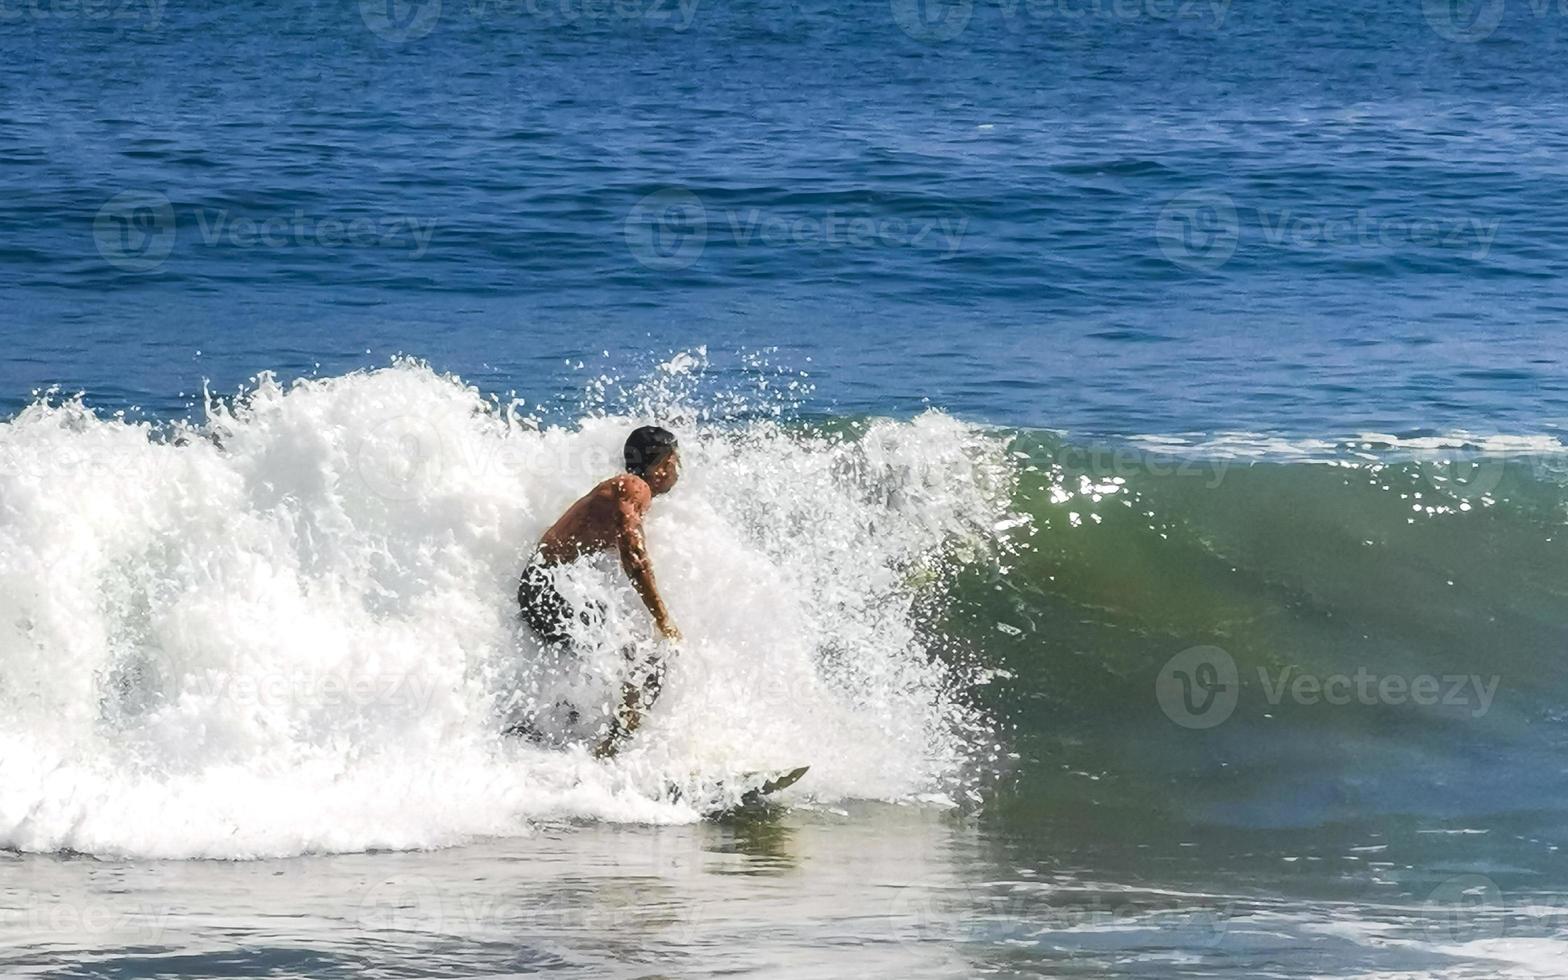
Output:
top-left (1125, 429), bottom-right (1568, 461)
top-left (0, 358), bottom-right (1017, 859)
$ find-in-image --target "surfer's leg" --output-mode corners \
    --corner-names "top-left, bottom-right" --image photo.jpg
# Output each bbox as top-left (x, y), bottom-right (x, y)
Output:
top-left (514, 562), bottom-right (584, 737)
top-left (591, 681), bottom-right (642, 759)
top-left (592, 649), bottom-right (666, 758)
top-left (636, 653), bottom-right (666, 712)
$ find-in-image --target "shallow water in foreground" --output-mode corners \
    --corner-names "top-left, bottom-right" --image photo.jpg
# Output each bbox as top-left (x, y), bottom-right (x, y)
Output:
top-left (7, 806), bottom-right (1568, 979)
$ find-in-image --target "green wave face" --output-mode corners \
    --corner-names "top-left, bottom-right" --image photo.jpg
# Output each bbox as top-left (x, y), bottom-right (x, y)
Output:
top-left (949, 432), bottom-right (1568, 867)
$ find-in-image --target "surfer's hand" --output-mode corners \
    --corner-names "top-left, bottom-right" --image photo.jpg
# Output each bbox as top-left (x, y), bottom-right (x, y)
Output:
top-left (657, 620), bottom-right (682, 642)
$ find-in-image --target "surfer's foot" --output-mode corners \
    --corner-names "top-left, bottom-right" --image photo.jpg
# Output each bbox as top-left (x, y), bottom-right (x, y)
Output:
top-left (592, 717), bottom-right (634, 758)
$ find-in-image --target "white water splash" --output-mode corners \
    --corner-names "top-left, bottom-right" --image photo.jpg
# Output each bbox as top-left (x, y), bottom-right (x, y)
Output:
top-left (0, 359), bottom-right (1016, 858)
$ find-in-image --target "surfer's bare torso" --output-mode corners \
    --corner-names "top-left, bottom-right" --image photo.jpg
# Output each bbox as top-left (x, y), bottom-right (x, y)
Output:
top-left (534, 472), bottom-right (680, 641)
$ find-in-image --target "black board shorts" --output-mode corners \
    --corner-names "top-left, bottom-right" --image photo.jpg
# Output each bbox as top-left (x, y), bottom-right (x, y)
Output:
top-left (518, 559), bottom-right (604, 645)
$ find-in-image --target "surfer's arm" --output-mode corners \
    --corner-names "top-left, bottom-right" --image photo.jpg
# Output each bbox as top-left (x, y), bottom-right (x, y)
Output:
top-left (614, 484), bottom-right (680, 640)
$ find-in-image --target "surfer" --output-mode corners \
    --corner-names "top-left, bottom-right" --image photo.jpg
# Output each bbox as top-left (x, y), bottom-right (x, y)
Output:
top-left (517, 425), bottom-right (682, 758)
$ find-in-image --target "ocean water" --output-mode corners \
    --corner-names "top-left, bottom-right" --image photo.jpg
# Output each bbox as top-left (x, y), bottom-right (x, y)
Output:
top-left (5, 1), bottom-right (1568, 977)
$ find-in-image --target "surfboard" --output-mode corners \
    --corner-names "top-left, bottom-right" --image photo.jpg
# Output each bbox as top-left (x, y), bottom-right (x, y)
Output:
top-left (666, 765), bottom-right (811, 814)
top-left (743, 765), bottom-right (811, 801)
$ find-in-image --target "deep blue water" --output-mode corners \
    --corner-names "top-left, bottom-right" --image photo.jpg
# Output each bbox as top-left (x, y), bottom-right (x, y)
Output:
top-left (3, 0), bottom-right (1568, 436)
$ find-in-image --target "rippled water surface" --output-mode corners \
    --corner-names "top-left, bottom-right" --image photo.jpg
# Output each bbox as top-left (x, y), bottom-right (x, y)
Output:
top-left (9, 809), bottom-right (1568, 979)
top-left (4, 0), bottom-right (1568, 436)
